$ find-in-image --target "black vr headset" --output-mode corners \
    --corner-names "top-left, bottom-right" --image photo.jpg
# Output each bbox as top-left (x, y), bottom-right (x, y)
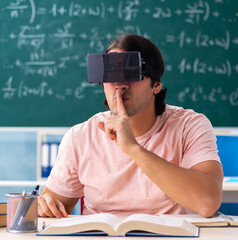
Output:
top-left (87, 52), bottom-right (160, 84)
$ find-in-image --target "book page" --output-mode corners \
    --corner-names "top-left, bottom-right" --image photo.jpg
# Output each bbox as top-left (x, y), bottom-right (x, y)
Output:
top-left (228, 215), bottom-right (238, 226)
top-left (122, 214), bottom-right (190, 227)
top-left (117, 214), bottom-right (198, 236)
top-left (229, 215), bottom-right (238, 221)
top-left (159, 214), bottom-right (228, 226)
top-left (50, 213), bottom-right (121, 229)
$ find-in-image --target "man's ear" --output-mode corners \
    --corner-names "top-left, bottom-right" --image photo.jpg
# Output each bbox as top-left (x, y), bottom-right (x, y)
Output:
top-left (153, 82), bottom-right (162, 94)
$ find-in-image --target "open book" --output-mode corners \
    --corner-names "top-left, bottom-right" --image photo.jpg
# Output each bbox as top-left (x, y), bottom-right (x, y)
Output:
top-left (159, 212), bottom-right (238, 227)
top-left (37, 213), bottom-right (199, 237)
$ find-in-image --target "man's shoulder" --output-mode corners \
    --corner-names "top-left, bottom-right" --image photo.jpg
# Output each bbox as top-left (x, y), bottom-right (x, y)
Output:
top-left (165, 104), bottom-right (195, 114)
top-left (163, 104), bottom-right (211, 126)
top-left (165, 104), bottom-right (205, 118)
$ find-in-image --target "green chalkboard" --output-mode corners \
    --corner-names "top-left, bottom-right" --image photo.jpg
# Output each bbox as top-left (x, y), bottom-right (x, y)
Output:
top-left (0, 0), bottom-right (237, 127)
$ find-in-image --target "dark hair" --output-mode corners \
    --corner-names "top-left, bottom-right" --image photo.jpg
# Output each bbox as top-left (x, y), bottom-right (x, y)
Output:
top-left (104, 34), bottom-right (167, 116)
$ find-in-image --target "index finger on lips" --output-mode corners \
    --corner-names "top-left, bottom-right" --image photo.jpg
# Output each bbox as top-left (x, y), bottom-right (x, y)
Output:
top-left (116, 89), bottom-right (127, 116)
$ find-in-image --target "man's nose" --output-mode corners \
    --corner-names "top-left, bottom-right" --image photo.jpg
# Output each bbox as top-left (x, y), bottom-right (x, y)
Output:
top-left (115, 82), bottom-right (130, 91)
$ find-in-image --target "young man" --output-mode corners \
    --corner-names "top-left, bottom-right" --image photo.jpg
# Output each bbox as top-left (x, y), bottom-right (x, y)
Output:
top-left (38, 34), bottom-right (223, 218)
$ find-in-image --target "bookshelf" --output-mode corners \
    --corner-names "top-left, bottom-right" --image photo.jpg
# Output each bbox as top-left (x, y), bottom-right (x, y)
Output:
top-left (36, 128), bottom-right (68, 181)
top-left (0, 127), bottom-right (68, 186)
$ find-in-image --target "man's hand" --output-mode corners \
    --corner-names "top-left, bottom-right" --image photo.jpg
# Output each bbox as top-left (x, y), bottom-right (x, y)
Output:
top-left (38, 192), bottom-right (68, 218)
top-left (97, 89), bottom-right (138, 154)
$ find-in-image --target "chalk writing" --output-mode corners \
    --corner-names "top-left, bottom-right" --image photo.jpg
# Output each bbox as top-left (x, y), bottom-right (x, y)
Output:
top-left (178, 87), bottom-right (238, 106)
top-left (1, 76), bottom-right (102, 101)
top-left (165, 30), bottom-right (232, 50)
top-left (178, 58), bottom-right (232, 77)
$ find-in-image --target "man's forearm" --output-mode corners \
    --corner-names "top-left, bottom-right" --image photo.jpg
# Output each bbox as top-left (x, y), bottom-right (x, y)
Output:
top-left (127, 144), bottom-right (223, 217)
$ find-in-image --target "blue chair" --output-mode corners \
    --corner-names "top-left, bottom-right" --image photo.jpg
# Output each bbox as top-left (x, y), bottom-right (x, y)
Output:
top-left (216, 135), bottom-right (238, 215)
top-left (71, 197), bottom-right (84, 215)
top-left (216, 136), bottom-right (238, 177)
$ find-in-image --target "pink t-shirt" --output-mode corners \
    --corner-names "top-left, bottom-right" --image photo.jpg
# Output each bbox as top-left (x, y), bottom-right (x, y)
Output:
top-left (46, 105), bottom-right (220, 216)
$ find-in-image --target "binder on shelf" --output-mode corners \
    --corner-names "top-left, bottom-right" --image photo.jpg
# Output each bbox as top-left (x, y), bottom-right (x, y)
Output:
top-left (50, 143), bottom-right (58, 167)
top-left (41, 142), bottom-right (60, 178)
top-left (41, 142), bottom-right (50, 178)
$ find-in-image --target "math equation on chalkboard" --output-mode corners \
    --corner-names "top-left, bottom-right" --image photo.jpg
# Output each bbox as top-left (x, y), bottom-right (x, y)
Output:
top-left (0, 0), bottom-right (237, 126)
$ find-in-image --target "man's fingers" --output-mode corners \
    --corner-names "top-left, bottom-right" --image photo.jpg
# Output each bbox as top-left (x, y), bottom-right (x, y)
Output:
top-left (98, 121), bottom-right (116, 141)
top-left (56, 200), bottom-right (68, 218)
top-left (38, 196), bottom-right (55, 217)
top-left (38, 203), bottom-right (45, 217)
top-left (97, 121), bottom-right (105, 132)
top-left (46, 198), bottom-right (65, 218)
top-left (116, 89), bottom-right (127, 115)
top-left (39, 194), bottom-right (64, 218)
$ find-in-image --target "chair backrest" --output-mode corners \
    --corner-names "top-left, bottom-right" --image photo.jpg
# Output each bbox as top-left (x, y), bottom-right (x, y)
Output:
top-left (80, 197), bottom-right (84, 215)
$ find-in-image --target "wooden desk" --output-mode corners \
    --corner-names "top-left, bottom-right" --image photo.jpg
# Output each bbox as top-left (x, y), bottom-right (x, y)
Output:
top-left (1, 217), bottom-right (238, 240)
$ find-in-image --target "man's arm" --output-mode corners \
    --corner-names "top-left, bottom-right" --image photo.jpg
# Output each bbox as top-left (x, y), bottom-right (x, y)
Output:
top-left (38, 186), bottom-right (79, 218)
top-left (128, 144), bottom-right (223, 217)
